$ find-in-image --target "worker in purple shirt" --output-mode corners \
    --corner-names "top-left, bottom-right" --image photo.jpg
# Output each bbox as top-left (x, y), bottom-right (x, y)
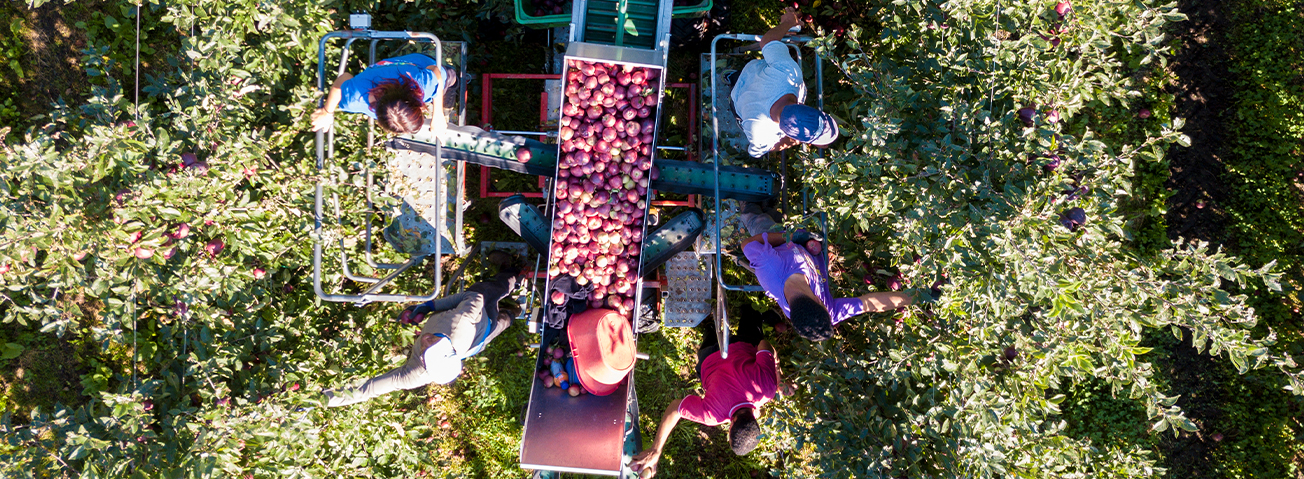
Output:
top-left (739, 202), bottom-right (916, 340)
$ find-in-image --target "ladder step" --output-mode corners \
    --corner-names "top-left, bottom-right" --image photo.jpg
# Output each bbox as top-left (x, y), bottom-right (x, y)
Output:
top-left (640, 208), bottom-right (705, 273)
top-left (662, 251), bottom-right (712, 328)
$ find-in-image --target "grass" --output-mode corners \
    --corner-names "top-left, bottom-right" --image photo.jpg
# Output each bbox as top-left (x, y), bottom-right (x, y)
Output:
top-left (0, 322), bottom-right (91, 422)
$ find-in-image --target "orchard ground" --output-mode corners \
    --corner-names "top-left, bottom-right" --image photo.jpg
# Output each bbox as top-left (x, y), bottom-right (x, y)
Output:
top-left (1, 0), bottom-right (1301, 478)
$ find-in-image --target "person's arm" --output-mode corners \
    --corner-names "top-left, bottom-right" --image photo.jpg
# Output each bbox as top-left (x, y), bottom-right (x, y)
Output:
top-left (630, 398), bottom-right (684, 478)
top-left (768, 136), bottom-right (800, 153)
top-left (418, 291), bottom-right (476, 314)
top-left (424, 65), bottom-right (449, 136)
top-left (741, 230), bottom-right (791, 249)
top-left (756, 340), bottom-right (795, 397)
top-left (858, 291), bottom-right (913, 312)
top-left (756, 341), bottom-right (792, 396)
top-left (311, 72), bottom-right (353, 132)
top-left (758, 7), bottom-right (802, 49)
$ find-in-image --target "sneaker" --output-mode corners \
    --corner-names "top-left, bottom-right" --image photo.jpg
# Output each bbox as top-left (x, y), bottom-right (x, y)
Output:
top-left (635, 303), bottom-right (661, 334)
top-left (722, 69), bottom-right (740, 86)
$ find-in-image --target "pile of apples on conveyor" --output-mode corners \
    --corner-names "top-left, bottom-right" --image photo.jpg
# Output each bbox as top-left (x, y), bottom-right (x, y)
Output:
top-left (548, 59), bottom-right (662, 319)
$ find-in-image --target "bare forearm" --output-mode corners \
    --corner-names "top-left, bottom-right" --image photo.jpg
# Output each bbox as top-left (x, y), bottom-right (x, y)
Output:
top-left (322, 73), bottom-right (352, 112)
top-left (742, 231), bottom-right (789, 249)
top-left (648, 399), bottom-right (683, 454)
top-left (759, 22), bottom-right (796, 48)
top-left (769, 136), bottom-right (799, 153)
top-left (859, 292), bottom-right (913, 312)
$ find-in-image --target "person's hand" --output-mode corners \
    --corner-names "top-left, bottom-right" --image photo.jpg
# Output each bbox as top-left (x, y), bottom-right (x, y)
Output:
top-left (428, 114), bottom-right (448, 139)
top-left (630, 449), bottom-right (660, 478)
top-left (780, 6), bottom-right (801, 29)
top-left (397, 307), bottom-right (426, 326)
top-left (779, 381), bottom-right (798, 397)
top-left (310, 108), bottom-right (335, 132)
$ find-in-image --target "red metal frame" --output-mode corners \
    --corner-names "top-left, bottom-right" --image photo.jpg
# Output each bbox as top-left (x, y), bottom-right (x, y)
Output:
top-left (478, 74), bottom-right (699, 209)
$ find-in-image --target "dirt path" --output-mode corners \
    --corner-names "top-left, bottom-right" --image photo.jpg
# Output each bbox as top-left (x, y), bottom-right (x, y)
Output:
top-left (7, 3), bottom-right (93, 124)
top-left (1157, 0), bottom-right (1235, 476)
top-left (1163, 0), bottom-right (1232, 244)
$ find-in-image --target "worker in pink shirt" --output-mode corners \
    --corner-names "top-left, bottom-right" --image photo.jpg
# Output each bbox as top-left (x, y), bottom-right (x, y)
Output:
top-left (628, 312), bottom-right (793, 477)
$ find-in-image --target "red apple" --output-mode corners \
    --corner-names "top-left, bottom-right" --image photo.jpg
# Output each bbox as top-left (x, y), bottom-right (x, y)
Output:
top-left (205, 239), bottom-right (225, 257)
top-left (134, 248), bottom-right (154, 259)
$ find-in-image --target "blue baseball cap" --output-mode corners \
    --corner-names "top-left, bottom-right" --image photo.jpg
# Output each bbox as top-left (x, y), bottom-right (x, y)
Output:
top-left (778, 105), bottom-right (838, 146)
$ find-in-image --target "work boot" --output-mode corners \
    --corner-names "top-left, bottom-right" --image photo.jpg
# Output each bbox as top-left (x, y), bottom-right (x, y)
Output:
top-left (487, 250), bottom-right (521, 269)
top-left (498, 304), bottom-right (522, 324)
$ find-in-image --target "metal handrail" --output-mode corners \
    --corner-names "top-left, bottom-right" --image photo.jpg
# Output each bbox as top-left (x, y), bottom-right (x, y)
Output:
top-left (708, 33), bottom-right (824, 293)
top-left (313, 29), bottom-right (451, 305)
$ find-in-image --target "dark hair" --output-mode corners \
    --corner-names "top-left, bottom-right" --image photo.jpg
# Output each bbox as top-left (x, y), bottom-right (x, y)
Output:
top-left (789, 295), bottom-right (833, 341)
top-left (729, 408), bottom-right (762, 455)
top-left (369, 75), bottom-right (425, 134)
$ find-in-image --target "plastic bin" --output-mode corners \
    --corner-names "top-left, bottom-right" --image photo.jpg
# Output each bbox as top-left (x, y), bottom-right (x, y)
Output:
top-left (514, 0), bottom-right (712, 28)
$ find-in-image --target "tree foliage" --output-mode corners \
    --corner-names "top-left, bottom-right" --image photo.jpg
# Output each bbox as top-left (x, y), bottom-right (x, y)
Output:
top-left (0, 1), bottom-right (507, 476)
top-left (770, 1), bottom-right (1302, 477)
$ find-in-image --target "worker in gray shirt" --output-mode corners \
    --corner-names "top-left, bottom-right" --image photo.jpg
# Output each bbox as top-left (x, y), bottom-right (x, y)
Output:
top-left (323, 253), bottom-right (522, 407)
top-left (730, 7), bottom-right (838, 158)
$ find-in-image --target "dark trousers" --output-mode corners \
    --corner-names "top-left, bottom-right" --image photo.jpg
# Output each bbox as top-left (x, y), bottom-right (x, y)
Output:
top-left (696, 309), bottom-right (768, 379)
top-left (467, 271), bottom-right (518, 345)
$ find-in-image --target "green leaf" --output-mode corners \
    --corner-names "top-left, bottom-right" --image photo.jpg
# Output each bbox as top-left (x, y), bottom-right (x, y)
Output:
top-left (1, 343), bottom-right (22, 360)
top-left (1152, 419), bottom-right (1168, 433)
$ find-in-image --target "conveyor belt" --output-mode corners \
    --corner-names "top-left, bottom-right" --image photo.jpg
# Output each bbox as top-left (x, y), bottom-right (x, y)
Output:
top-left (497, 196), bottom-right (704, 274)
top-left (498, 195), bottom-right (552, 254)
top-left (388, 136), bottom-right (776, 203)
top-left (583, 0), bottom-right (659, 49)
top-left (639, 208), bottom-right (704, 273)
top-left (650, 159), bottom-right (776, 203)
top-left (386, 126), bottom-right (558, 177)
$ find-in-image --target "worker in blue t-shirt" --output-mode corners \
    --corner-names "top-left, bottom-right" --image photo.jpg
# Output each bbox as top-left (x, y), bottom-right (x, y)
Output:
top-left (310, 53), bottom-right (455, 135)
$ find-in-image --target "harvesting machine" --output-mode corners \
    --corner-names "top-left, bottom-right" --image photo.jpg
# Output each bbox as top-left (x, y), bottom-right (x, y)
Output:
top-left (311, 2), bottom-right (828, 476)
